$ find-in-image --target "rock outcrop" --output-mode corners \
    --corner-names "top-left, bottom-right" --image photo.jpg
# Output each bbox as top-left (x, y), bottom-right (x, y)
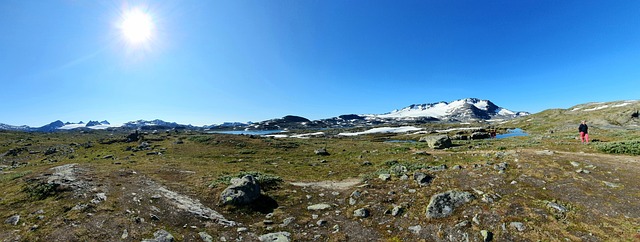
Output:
top-left (426, 190), bottom-right (475, 219)
top-left (219, 175), bottom-right (261, 206)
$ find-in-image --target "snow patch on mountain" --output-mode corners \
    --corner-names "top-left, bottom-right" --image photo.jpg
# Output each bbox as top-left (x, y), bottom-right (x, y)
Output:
top-left (373, 98), bottom-right (526, 120)
top-left (338, 126), bottom-right (422, 136)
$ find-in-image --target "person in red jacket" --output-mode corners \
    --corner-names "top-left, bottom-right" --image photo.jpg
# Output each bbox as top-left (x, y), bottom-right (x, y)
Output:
top-left (578, 120), bottom-right (589, 143)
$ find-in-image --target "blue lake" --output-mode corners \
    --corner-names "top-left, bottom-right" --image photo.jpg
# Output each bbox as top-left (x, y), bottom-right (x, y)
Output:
top-left (208, 130), bottom-right (285, 135)
top-left (496, 128), bottom-right (528, 139)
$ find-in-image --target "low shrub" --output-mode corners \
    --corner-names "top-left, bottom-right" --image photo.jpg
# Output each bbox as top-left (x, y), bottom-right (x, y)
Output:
top-left (597, 140), bottom-right (640, 155)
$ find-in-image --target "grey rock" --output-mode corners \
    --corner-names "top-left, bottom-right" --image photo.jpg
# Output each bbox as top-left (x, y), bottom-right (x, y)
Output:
top-left (452, 165), bottom-right (462, 170)
top-left (547, 202), bottom-right (568, 213)
top-left (399, 174), bottom-right (409, 180)
top-left (91, 192), bottom-right (107, 204)
top-left (576, 169), bottom-right (591, 174)
top-left (413, 172), bottom-right (434, 186)
top-left (258, 232), bottom-right (291, 242)
top-left (480, 230), bottom-right (493, 242)
top-left (603, 181), bottom-right (620, 188)
top-left (307, 203), bottom-right (332, 211)
top-left (426, 190), bottom-right (475, 219)
top-left (509, 222), bottom-right (526, 232)
top-left (570, 161), bottom-right (580, 167)
top-left (156, 183), bottom-right (235, 226)
top-left (408, 225), bottom-right (422, 234)
top-left (219, 175), bottom-right (261, 205)
top-left (455, 220), bottom-right (470, 228)
top-left (419, 135), bottom-right (452, 149)
top-left (353, 208), bottom-right (370, 218)
top-left (199, 232), bottom-right (214, 242)
top-left (5, 214), bottom-right (19, 225)
top-left (391, 205), bottom-right (403, 216)
top-left (493, 162), bottom-right (508, 171)
top-left (280, 217), bottom-right (295, 227)
top-left (379, 173), bottom-right (391, 181)
top-left (316, 219), bottom-right (327, 226)
top-left (314, 148), bottom-right (330, 156)
top-left (361, 161), bottom-right (372, 166)
top-left (142, 229), bottom-right (174, 242)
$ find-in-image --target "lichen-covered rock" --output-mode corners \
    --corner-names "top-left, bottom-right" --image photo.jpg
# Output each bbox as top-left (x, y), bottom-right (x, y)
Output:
top-left (258, 231), bottom-right (291, 242)
top-left (419, 135), bottom-right (452, 149)
top-left (142, 229), bottom-right (174, 242)
top-left (426, 190), bottom-right (475, 219)
top-left (219, 175), bottom-right (261, 205)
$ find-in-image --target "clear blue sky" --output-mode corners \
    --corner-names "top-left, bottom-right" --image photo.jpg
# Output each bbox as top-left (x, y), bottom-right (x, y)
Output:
top-left (2, 0), bottom-right (639, 126)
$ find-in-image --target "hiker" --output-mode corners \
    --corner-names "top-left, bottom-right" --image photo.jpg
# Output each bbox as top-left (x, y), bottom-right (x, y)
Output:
top-left (578, 120), bottom-right (589, 143)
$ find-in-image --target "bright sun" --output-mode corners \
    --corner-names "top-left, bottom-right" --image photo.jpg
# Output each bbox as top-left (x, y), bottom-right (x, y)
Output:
top-left (119, 8), bottom-right (155, 45)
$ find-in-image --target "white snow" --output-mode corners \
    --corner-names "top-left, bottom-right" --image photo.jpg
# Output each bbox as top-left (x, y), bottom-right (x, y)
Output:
top-left (338, 126), bottom-right (422, 136)
top-left (435, 127), bottom-right (483, 133)
top-left (497, 108), bottom-right (515, 116)
top-left (583, 105), bottom-right (610, 111)
top-left (374, 98), bottom-right (506, 119)
top-left (265, 132), bottom-right (325, 139)
top-left (612, 102), bottom-right (632, 108)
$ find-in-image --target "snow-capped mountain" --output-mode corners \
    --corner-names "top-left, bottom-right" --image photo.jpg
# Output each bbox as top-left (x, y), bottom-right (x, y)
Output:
top-left (0, 98), bottom-right (529, 132)
top-left (372, 98), bottom-right (528, 121)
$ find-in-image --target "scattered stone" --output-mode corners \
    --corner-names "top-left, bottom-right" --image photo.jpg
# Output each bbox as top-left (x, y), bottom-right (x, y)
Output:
top-left (400, 174), bottom-right (409, 180)
top-left (121, 229), bottom-right (129, 239)
top-left (237, 227), bottom-right (248, 232)
top-left (354, 208), bottom-right (370, 218)
top-left (426, 190), bottom-right (475, 219)
top-left (219, 175), bottom-right (261, 205)
top-left (408, 225), bottom-right (422, 234)
top-left (603, 181), bottom-right (620, 188)
top-left (349, 190), bottom-right (362, 205)
top-left (379, 173), bottom-right (391, 181)
top-left (258, 232), bottom-right (291, 242)
top-left (576, 169), bottom-right (591, 174)
top-left (44, 147), bottom-right (57, 155)
top-left (455, 220), bottom-right (470, 228)
top-left (361, 161), bottom-right (372, 166)
top-left (452, 165), bottom-right (462, 170)
top-left (316, 219), bottom-right (327, 226)
top-left (391, 205), bottom-right (403, 216)
top-left (102, 155), bottom-right (114, 159)
top-left (307, 203), bottom-right (332, 211)
top-left (414, 172), bottom-right (434, 186)
top-left (570, 161), bottom-right (580, 167)
top-left (4, 214), bottom-right (19, 225)
top-left (510, 222), bottom-right (526, 232)
top-left (419, 135), bottom-right (452, 149)
top-left (314, 148), bottom-right (330, 156)
top-left (142, 229), bottom-right (174, 242)
top-left (91, 193), bottom-right (107, 204)
top-left (280, 217), bottom-right (295, 227)
top-left (494, 162), bottom-right (508, 171)
top-left (547, 202), bottom-right (568, 213)
top-left (199, 232), bottom-right (214, 242)
top-left (480, 230), bottom-right (493, 242)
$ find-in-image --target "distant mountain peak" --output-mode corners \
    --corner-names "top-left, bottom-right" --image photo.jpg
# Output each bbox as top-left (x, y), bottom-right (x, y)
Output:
top-left (375, 98), bottom-right (527, 121)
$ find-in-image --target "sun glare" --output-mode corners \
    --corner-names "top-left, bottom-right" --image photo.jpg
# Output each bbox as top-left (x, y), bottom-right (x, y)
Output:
top-left (119, 8), bottom-right (155, 45)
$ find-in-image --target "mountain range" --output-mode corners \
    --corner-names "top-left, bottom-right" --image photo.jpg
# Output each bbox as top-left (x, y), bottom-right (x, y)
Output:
top-left (1, 98), bottom-right (527, 132)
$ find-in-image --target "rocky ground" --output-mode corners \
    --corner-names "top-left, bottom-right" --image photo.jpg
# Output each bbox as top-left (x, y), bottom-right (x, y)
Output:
top-left (1, 128), bottom-right (640, 241)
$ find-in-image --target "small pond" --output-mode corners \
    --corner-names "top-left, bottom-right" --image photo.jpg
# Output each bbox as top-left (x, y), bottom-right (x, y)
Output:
top-left (496, 128), bottom-right (528, 139)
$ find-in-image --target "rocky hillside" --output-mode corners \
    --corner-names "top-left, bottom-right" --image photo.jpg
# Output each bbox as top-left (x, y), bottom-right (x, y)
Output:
top-left (507, 100), bottom-right (640, 134)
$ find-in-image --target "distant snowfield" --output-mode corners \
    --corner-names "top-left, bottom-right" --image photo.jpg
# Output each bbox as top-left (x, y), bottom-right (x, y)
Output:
top-left (338, 126), bottom-right (422, 136)
top-left (265, 132), bottom-right (325, 139)
top-left (575, 101), bottom-right (637, 112)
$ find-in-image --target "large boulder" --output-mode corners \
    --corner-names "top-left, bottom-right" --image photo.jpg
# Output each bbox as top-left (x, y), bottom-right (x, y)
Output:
top-left (426, 190), bottom-right (475, 219)
top-left (419, 135), bottom-right (452, 149)
top-left (219, 175), bottom-right (261, 205)
top-left (258, 232), bottom-right (291, 242)
top-left (142, 229), bottom-right (174, 242)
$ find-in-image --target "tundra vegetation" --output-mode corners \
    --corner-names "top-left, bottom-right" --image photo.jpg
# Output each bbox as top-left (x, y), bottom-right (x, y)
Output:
top-left (1, 102), bottom-right (640, 241)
